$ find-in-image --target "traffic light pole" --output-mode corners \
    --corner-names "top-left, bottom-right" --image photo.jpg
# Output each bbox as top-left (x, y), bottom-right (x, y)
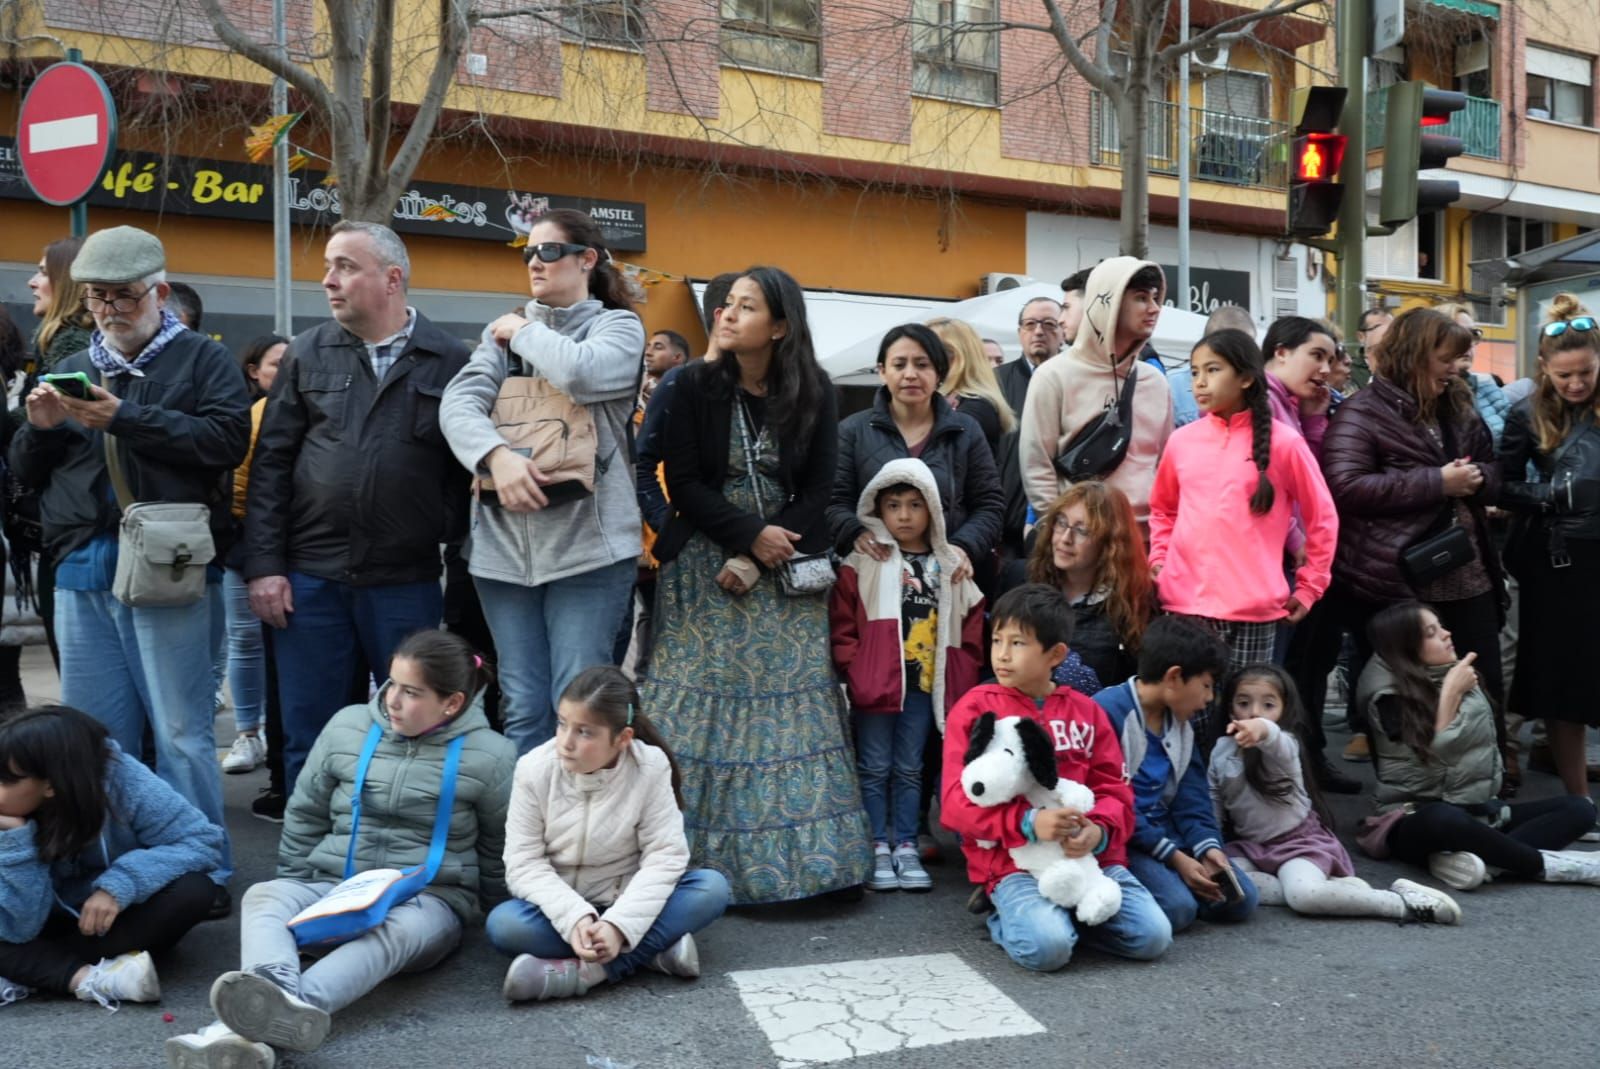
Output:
top-left (1333, 0), bottom-right (1368, 354)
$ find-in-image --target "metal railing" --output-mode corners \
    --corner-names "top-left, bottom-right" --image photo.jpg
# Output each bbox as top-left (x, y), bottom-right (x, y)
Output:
top-left (1365, 87), bottom-right (1502, 159)
top-left (1090, 93), bottom-right (1291, 189)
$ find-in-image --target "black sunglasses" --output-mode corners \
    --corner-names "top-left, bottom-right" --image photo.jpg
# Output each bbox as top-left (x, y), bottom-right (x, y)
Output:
top-left (523, 241), bottom-right (591, 264)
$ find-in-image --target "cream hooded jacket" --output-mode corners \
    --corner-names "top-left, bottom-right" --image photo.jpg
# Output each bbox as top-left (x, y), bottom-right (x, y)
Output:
top-left (502, 738), bottom-right (687, 948)
top-left (1019, 256), bottom-right (1174, 523)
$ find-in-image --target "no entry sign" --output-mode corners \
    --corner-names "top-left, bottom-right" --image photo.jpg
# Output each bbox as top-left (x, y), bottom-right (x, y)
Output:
top-left (18, 62), bottom-right (118, 207)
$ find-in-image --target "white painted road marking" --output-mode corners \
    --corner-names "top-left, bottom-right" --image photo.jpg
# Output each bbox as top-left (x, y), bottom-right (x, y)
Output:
top-left (28, 114), bottom-right (99, 153)
top-left (729, 952), bottom-right (1045, 1067)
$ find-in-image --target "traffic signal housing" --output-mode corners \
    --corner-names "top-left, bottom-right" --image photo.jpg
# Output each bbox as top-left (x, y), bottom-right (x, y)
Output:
top-left (1287, 86), bottom-right (1349, 238)
top-left (1379, 82), bottom-right (1467, 228)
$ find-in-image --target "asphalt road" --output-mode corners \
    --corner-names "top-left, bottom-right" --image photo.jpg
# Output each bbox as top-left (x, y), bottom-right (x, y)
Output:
top-left (6, 649), bottom-right (1599, 1069)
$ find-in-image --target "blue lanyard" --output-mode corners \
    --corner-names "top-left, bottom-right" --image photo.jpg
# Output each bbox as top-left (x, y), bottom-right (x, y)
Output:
top-left (343, 722), bottom-right (466, 880)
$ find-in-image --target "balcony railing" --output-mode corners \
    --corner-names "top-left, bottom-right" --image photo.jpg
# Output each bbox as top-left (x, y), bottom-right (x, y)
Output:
top-left (1365, 87), bottom-right (1502, 159)
top-left (1090, 93), bottom-right (1291, 190)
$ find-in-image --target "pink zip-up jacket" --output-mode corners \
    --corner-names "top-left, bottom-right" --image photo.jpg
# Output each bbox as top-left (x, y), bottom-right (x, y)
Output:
top-left (1266, 374), bottom-right (1328, 558)
top-left (1148, 410), bottom-right (1338, 622)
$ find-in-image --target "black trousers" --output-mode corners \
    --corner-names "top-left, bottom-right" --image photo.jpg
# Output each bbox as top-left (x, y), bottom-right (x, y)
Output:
top-left (1387, 796), bottom-right (1597, 878)
top-left (0, 871), bottom-right (214, 994)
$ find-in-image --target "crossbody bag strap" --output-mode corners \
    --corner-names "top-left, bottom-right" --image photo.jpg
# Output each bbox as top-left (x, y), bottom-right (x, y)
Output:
top-left (97, 372), bottom-right (134, 512)
top-left (343, 722), bottom-right (387, 879)
top-left (1113, 362), bottom-right (1138, 426)
top-left (418, 736), bottom-right (468, 883)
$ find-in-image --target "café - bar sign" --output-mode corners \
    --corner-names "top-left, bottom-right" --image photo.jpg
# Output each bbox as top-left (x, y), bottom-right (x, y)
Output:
top-left (0, 136), bottom-right (646, 251)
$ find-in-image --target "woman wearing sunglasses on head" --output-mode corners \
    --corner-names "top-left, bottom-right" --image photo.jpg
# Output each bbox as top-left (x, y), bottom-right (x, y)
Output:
top-left (441, 211), bottom-right (646, 756)
top-left (1497, 295), bottom-right (1600, 804)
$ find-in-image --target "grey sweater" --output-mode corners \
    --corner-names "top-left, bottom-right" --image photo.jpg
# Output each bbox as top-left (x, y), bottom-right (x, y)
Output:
top-left (440, 299), bottom-right (645, 587)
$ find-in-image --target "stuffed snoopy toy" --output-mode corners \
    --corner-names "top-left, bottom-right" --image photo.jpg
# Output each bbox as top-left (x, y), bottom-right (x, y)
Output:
top-left (960, 712), bottom-right (1123, 925)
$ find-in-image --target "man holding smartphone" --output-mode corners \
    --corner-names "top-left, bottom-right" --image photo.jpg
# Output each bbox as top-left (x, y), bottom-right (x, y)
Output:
top-left (9, 226), bottom-right (250, 918)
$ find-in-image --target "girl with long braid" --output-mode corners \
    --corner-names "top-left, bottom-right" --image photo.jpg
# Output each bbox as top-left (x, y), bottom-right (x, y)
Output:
top-left (1147, 331), bottom-right (1337, 742)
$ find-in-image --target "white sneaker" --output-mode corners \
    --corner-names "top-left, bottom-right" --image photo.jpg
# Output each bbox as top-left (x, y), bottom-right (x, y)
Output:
top-left (1390, 879), bottom-right (1462, 925)
top-left (221, 734), bottom-right (266, 774)
top-left (647, 933), bottom-right (700, 978)
top-left (0, 976), bottom-right (28, 1005)
top-left (165, 1021), bottom-right (275, 1069)
top-left (1578, 826), bottom-right (1600, 843)
top-left (1539, 849), bottom-right (1600, 886)
top-left (210, 970), bottom-right (330, 1053)
top-left (1427, 851), bottom-right (1488, 891)
top-left (75, 950), bottom-right (160, 1010)
top-left (502, 956), bottom-right (607, 1002)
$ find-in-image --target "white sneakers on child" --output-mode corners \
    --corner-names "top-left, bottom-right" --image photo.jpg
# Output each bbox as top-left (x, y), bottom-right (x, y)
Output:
top-left (0, 976), bottom-right (29, 1006)
top-left (210, 970), bottom-right (330, 1053)
top-left (164, 1021), bottom-right (275, 1069)
top-left (502, 955), bottom-right (608, 1001)
top-left (892, 844), bottom-right (932, 892)
top-left (1538, 849), bottom-right (1600, 886)
top-left (1389, 879), bottom-right (1462, 925)
top-left (75, 950), bottom-right (160, 1010)
top-left (1427, 851), bottom-right (1489, 891)
top-left (867, 845), bottom-right (898, 892)
top-left (647, 934), bottom-right (701, 979)
top-left (221, 734), bottom-right (267, 774)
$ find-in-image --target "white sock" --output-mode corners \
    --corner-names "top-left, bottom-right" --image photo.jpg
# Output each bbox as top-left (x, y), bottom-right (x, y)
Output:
top-left (1279, 858), bottom-right (1406, 919)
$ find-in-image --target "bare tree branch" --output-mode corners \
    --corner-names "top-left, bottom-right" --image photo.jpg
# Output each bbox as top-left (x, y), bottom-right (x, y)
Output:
top-left (1155, 0), bottom-right (1328, 64)
top-left (193, 0), bottom-right (333, 116)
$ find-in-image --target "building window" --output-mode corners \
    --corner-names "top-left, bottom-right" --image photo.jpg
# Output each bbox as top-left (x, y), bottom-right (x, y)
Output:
top-left (1526, 45), bottom-right (1594, 127)
top-left (1366, 211), bottom-right (1420, 281)
top-left (1095, 53), bottom-right (1172, 163)
top-left (1470, 213), bottom-right (1549, 324)
top-left (1202, 70), bottom-right (1269, 120)
top-left (911, 0), bottom-right (999, 106)
top-left (720, 0), bottom-right (821, 76)
top-left (562, 0), bottom-right (646, 47)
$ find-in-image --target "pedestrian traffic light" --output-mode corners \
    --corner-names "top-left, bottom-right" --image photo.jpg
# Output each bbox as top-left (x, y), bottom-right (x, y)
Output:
top-left (1287, 86), bottom-right (1349, 239)
top-left (1379, 81), bottom-right (1467, 229)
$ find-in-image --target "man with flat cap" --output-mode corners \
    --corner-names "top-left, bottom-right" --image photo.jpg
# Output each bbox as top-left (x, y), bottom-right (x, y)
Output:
top-left (9, 225), bottom-right (250, 916)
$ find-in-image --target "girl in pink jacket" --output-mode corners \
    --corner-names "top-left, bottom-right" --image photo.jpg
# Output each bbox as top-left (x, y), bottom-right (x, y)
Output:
top-left (1148, 330), bottom-right (1337, 673)
top-left (487, 666), bottom-right (730, 1001)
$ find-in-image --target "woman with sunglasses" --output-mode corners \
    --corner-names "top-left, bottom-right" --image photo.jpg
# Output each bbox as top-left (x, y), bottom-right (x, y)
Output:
top-left (441, 210), bottom-right (645, 755)
top-left (1498, 295), bottom-right (1600, 803)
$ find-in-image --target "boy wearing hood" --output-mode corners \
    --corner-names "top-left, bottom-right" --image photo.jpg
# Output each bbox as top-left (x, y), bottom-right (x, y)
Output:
top-left (1020, 258), bottom-right (1174, 525)
top-left (829, 458), bottom-right (984, 894)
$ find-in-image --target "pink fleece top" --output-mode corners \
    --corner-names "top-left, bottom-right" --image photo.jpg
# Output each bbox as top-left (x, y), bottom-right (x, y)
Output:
top-left (1266, 374), bottom-right (1329, 556)
top-left (1148, 410), bottom-right (1338, 622)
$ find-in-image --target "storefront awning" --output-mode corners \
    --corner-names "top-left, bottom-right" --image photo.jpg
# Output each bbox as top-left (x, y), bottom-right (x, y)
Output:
top-left (1421, 0), bottom-right (1499, 20)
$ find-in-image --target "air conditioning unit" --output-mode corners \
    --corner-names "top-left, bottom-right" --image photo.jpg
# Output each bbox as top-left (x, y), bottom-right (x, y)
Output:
top-left (1192, 41), bottom-right (1231, 72)
top-left (981, 272), bottom-right (1033, 294)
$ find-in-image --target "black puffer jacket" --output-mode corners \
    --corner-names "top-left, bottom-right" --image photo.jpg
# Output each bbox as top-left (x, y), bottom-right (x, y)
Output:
top-left (243, 314), bottom-right (470, 587)
top-left (1498, 397), bottom-right (1600, 540)
top-left (828, 388), bottom-right (1003, 561)
top-left (1320, 376), bottom-right (1501, 605)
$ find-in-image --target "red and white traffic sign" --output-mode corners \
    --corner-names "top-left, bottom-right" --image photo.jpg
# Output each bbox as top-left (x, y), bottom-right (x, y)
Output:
top-left (18, 61), bottom-right (118, 207)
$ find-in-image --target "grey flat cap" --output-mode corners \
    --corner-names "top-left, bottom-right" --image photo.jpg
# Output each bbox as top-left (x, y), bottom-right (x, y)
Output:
top-left (70, 226), bottom-right (166, 284)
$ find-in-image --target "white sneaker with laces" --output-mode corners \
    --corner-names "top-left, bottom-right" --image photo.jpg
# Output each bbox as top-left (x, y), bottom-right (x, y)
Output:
top-left (75, 950), bottom-right (160, 1010)
top-left (1426, 851), bottom-right (1488, 891)
top-left (211, 970), bottom-right (330, 1053)
top-left (221, 734), bottom-right (266, 774)
top-left (164, 1021), bottom-right (275, 1069)
top-left (1539, 849), bottom-right (1600, 886)
top-left (892, 843), bottom-right (932, 892)
top-left (0, 976), bottom-right (28, 1006)
top-left (1389, 879), bottom-right (1461, 924)
top-left (867, 845), bottom-right (898, 893)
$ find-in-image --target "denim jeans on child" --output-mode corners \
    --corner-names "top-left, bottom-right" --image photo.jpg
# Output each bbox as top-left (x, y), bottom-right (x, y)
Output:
top-left (474, 559), bottom-right (636, 755)
top-left (485, 868), bottom-right (731, 980)
top-left (238, 880), bottom-right (462, 1014)
top-left (986, 867), bottom-right (1172, 972)
top-left (272, 573), bottom-right (444, 790)
top-left (222, 567), bottom-right (265, 734)
top-left (853, 689), bottom-right (934, 845)
top-left (1126, 851), bottom-right (1259, 932)
top-left (57, 580), bottom-right (232, 884)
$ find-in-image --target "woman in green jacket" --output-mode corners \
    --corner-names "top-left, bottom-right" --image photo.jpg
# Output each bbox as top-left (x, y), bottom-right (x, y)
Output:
top-left (165, 631), bottom-right (516, 1069)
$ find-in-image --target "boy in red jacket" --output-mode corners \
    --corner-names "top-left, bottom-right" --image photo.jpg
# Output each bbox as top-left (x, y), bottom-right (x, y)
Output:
top-left (942, 584), bottom-right (1172, 971)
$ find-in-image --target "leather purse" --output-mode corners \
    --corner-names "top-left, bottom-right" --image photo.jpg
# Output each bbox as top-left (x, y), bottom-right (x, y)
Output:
top-left (1401, 508), bottom-right (1474, 586)
top-left (1052, 365), bottom-right (1139, 482)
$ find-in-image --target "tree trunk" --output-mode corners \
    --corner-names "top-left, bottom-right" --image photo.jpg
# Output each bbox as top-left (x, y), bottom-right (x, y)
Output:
top-left (1118, 78), bottom-right (1151, 259)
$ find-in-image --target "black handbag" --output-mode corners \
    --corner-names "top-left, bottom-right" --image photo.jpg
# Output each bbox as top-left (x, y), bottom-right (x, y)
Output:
top-left (1052, 365), bottom-right (1139, 482)
top-left (1401, 519), bottom-right (1475, 586)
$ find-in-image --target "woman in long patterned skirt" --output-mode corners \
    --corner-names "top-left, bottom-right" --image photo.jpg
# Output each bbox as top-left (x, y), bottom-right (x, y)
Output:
top-left (644, 266), bottom-right (870, 904)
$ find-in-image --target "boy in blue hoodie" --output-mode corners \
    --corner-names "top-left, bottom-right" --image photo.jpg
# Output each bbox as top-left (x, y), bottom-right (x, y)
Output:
top-left (1094, 616), bottom-right (1258, 931)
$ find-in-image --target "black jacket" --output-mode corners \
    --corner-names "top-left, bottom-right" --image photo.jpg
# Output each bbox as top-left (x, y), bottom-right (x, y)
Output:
top-left (827, 388), bottom-right (1003, 562)
top-left (9, 331), bottom-right (251, 563)
top-left (995, 357), bottom-right (1034, 421)
top-left (243, 314), bottom-right (470, 587)
top-left (656, 360), bottom-right (837, 564)
top-left (1499, 397), bottom-right (1600, 541)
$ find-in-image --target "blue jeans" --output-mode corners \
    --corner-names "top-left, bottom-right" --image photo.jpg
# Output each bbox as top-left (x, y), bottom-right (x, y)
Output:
top-left (223, 568), bottom-right (265, 733)
top-left (485, 868), bottom-right (730, 981)
top-left (1126, 851), bottom-right (1259, 932)
top-left (986, 867), bottom-right (1171, 972)
top-left (853, 689), bottom-right (934, 846)
top-left (474, 559), bottom-right (636, 755)
top-left (57, 583), bottom-right (232, 884)
top-left (273, 573), bottom-right (443, 790)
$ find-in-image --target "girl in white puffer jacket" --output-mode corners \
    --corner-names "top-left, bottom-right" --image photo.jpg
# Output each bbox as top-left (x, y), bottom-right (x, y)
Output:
top-left (488, 666), bottom-right (730, 1001)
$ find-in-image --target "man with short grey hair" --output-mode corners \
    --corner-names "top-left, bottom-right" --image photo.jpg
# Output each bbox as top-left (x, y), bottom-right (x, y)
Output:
top-left (10, 225), bottom-right (250, 915)
top-left (997, 296), bottom-right (1063, 420)
top-left (244, 221), bottom-right (470, 791)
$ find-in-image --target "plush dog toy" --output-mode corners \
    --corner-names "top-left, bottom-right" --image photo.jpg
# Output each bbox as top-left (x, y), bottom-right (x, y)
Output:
top-left (960, 712), bottom-right (1123, 925)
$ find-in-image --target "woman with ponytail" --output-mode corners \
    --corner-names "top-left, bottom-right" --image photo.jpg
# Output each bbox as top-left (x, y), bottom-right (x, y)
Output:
top-left (1498, 293), bottom-right (1600, 801)
top-left (442, 209), bottom-right (647, 756)
top-left (1148, 330), bottom-right (1336, 703)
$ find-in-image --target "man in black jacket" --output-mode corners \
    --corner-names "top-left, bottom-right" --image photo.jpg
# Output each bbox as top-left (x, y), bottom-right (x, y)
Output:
top-left (243, 221), bottom-right (469, 789)
top-left (11, 226), bottom-right (250, 911)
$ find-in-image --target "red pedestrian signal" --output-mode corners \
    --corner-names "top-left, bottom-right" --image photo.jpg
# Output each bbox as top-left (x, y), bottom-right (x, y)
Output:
top-left (1294, 133), bottom-right (1347, 183)
top-left (1285, 87), bottom-right (1349, 239)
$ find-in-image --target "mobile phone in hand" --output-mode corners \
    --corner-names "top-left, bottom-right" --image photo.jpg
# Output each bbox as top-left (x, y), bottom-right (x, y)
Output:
top-left (1213, 862), bottom-right (1245, 903)
top-left (42, 372), bottom-right (93, 400)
